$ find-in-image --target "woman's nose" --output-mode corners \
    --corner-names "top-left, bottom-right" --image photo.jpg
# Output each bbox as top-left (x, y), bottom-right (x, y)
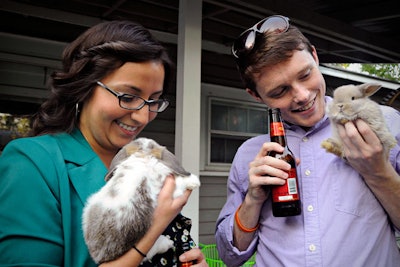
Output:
top-left (130, 106), bottom-right (152, 125)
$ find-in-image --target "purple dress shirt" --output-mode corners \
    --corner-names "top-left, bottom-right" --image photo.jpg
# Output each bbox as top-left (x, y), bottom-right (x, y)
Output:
top-left (215, 97), bottom-right (400, 267)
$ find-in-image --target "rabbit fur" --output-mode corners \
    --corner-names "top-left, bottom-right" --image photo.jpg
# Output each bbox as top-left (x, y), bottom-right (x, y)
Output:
top-left (321, 83), bottom-right (397, 158)
top-left (82, 137), bottom-right (201, 264)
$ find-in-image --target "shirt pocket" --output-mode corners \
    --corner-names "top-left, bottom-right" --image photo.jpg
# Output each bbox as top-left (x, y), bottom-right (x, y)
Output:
top-left (332, 160), bottom-right (378, 216)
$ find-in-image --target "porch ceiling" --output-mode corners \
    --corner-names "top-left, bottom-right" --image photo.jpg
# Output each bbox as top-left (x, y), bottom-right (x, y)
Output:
top-left (1, 0), bottom-right (399, 62)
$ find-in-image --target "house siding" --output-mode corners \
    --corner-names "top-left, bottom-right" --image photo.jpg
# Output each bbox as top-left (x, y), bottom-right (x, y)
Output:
top-left (199, 175), bottom-right (228, 245)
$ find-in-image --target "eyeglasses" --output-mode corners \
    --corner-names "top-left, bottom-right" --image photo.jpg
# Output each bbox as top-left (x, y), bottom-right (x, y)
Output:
top-left (96, 81), bottom-right (169, 113)
top-left (232, 15), bottom-right (290, 59)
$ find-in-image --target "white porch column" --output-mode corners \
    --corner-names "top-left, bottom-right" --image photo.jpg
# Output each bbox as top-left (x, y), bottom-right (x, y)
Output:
top-left (175, 0), bottom-right (202, 243)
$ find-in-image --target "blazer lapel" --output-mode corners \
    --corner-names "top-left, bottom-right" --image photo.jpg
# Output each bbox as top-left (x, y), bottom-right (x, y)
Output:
top-left (55, 129), bottom-right (107, 205)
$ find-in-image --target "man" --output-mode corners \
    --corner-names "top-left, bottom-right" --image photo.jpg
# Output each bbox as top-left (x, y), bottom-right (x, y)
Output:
top-left (215, 15), bottom-right (400, 267)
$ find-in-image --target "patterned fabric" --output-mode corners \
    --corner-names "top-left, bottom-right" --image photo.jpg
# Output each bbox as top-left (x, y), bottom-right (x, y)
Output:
top-left (140, 214), bottom-right (195, 267)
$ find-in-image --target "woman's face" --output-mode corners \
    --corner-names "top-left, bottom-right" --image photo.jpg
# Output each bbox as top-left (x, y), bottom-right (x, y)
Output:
top-left (247, 47), bottom-right (326, 128)
top-left (79, 61), bottom-right (165, 157)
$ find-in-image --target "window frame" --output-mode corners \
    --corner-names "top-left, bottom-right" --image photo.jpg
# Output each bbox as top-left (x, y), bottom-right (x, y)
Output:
top-left (201, 83), bottom-right (267, 173)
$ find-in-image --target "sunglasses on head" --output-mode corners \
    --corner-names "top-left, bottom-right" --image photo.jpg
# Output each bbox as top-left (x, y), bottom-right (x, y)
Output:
top-left (232, 15), bottom-right (290, 59)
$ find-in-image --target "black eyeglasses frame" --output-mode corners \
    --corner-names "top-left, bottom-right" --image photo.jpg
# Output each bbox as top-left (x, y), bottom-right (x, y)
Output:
top-left (96, 81), bottom-right (169, 113)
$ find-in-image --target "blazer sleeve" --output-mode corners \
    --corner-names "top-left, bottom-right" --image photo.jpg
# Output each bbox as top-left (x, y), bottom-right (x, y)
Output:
top-left (0, 137), bottom-right (65, 266)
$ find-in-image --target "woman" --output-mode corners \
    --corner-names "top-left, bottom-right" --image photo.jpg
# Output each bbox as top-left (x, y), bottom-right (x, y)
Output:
top-left (0, 20), bottom-right (207, 267)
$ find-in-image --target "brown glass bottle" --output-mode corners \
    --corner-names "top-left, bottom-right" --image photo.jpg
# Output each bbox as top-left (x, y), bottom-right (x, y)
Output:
top-left (268, 108), bottom-right (301, 217)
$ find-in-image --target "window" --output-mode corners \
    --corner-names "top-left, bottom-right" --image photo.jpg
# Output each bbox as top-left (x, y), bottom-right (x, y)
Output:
top-left (208, 98), bottom-right (267, 164)
top-left (201, 83), bottom-right (268, 172)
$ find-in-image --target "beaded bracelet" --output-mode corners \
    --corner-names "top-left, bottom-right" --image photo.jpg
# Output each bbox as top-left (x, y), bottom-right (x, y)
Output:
top-left (235, 204), bottom-right (259, 233)
top-left (133, 245), bottom-right (147, 258)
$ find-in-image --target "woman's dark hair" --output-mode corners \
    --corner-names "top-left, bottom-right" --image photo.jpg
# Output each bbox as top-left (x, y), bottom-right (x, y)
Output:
top-left (236, 25), bottom-right (313, 94)
top-left (32, 20), bottom-right (173, 136)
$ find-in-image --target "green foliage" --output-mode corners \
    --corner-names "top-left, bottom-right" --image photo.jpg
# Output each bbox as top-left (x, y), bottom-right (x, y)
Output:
top-left (360, 64), bottom-right (399, 82)
top-left (330, 63), bottom-right (400, 82)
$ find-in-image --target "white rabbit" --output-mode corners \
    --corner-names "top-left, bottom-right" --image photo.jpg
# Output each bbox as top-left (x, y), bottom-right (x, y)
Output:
top-left (321, 83), bottom-right (397, 158)
top-left (82, 137), bottom-right (201, 264)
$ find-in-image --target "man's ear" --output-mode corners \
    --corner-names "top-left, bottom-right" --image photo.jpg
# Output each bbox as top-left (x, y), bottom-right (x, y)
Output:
top-left (311, 45), bottom-right (319, 65)
top-left (246, 88), bottom-right (263, 103)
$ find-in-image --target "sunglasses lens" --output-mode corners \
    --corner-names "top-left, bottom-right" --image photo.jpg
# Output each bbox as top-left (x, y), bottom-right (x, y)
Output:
top-left (232, 15), bottom-right (289, 58)
top-left (233, 30), bottom-right (255, 57)
top-left (258, 16), bottom-right (289, 33)
top-left (244, 31), bottom-right (256, 50)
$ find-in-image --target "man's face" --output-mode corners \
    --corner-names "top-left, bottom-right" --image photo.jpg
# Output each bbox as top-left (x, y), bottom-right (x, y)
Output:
top-left (247, 48), bottom-right (326, 128)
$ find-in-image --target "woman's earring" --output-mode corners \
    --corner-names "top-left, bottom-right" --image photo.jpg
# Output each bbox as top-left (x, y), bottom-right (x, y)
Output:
top-left (75, 103), bottom-right (80, 118)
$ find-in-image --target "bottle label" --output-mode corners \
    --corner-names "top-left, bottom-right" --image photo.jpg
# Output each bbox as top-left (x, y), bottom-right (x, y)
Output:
top-left (272, 168), bottom-right (300, 202)
top-left (270, 122), bottom-right (285, 136)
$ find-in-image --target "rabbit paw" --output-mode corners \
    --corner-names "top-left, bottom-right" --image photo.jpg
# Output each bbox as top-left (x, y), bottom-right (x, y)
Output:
top-left (145, 235), bottom-right (174, 261)
top-left (321, 138), bottom-right (343, 157)
top-left (186, 174), bottom-right (201, 190)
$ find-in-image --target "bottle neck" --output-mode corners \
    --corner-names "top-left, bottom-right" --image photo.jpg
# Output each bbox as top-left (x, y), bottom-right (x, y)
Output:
top-left (269, 108), bottom-right (287, 147)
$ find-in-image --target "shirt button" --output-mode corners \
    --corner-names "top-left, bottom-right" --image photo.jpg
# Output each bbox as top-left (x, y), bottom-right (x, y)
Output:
top-left (305, 170), bottom-right (311, 176)
top-left (307, 205), bottom-right (314, 212)
top-left (302, 137), bottom-right (308, 142)
top-left (309, 244), bottom-right (316, 252)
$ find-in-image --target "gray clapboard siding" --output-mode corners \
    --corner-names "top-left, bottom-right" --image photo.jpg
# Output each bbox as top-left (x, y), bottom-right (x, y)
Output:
top-left (199, 175), bottom-right (228, 245)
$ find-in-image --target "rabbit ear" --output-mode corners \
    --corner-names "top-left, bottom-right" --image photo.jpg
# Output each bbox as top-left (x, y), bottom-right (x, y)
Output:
top-left (359, 83), bottom-right (381, 97)
top-left (104, 168), bottom-right (116, 182)
top-left (105, 146), bottom-right (130, 181)
top-left (160, 149), bottom-right (191, 176)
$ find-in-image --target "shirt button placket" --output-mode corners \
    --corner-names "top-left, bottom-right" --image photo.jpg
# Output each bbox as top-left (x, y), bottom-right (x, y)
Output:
top-left (299, 134), bottom-right (322, 266)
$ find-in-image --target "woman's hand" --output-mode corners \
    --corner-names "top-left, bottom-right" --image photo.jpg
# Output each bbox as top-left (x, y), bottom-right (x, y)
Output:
top-left (179, 247), bottom-right (208, 266)
top-left (152, 175), bottom-right (191, 230)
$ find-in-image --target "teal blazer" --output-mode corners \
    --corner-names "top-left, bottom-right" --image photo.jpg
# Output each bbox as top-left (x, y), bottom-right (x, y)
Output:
top-left (0, 129), bottom-right (107, 266)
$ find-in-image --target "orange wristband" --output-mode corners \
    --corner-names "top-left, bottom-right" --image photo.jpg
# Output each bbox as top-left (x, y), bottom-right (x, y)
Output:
top-left (235, 204), bottom-right (259, 233)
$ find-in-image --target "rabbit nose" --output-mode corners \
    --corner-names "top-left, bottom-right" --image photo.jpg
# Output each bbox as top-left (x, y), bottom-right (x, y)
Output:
top-left (338, 104), bottom-right (344, 109)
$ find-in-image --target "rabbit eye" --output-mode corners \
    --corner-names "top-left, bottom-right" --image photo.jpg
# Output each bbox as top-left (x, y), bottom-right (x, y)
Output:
top-left (351, 96), bottom-right (355, 100)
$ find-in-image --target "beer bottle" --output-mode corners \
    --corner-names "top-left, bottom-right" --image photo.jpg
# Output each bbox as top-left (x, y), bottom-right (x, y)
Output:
top-left (268, 108), bottom-right (301, 217)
